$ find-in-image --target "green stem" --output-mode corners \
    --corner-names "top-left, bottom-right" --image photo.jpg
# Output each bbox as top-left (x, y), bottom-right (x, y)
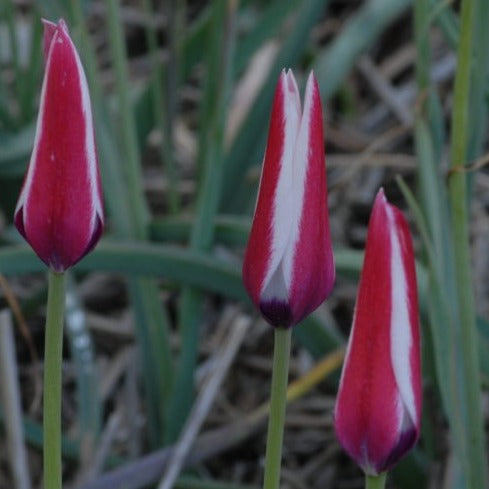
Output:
top-left (263, 328), bottom-right (291, 489)
top-left (43, 271), bottom-right (66, 489)
top-left (365, 472), bottom-right (387, 489)
top-left (448, 0), bottom-right (489, 486)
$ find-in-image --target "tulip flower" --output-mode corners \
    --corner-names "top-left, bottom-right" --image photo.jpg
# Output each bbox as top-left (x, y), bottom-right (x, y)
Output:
top-left (242, 69), bottom-right (334, 328)
top-left (242, 69), bottom-right (333, 489)
top-left (14, 19), bottom-right (103, 273)
top-left (334, 189), bottom-right (421, 480)
top-left (13, 19), bottom-right (103, 489)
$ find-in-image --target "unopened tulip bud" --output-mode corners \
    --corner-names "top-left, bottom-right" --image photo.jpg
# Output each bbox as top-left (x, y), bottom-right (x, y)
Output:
top-left (242, 70), bottom-right (335, 328)
top-left (334, 189), bottom-right (421, 475)
top-left (14, 19), bottom-right (103, 272)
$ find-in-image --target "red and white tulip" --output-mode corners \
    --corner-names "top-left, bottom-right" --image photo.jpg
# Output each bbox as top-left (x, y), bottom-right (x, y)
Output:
top-left (334, 189), bottom-right (421, 475)
top-left (14, 19), bottom-right (103, 272)
top-left (242, 70), bottom-right (335, 328)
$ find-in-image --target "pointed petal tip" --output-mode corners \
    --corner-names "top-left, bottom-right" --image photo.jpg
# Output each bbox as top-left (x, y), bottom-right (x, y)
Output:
top-left (57, 18), bottom-right (69, 32)
top-left (42, 19), bottom-right (58, 60)
top-left (41, 18), bottom-right (57, 29)
top-left (305, 70), bottom-right (316, 86)
top-left (282, 69), bottom-right (299, 98)
top-left (375, 187), bottom-right (386, 203)
top-left (42, 18), bottom-right (71, 61)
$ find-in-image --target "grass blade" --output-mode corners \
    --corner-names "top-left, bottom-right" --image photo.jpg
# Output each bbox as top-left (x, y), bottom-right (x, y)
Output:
top-left (165, 0), bottom-right (239, 442)
top-left (221, 0), bottom-right (330, 212)
top-left (446, 0), bottom-right (488, 485)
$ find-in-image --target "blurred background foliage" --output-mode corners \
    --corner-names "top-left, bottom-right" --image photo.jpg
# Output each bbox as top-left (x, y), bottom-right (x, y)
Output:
top-left (0, 0), bottom-right (488, 488)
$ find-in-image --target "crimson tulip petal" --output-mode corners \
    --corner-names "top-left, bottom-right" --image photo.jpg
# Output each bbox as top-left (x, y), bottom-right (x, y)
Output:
top-left (334, 189), bottom-right (421, 475)
top-left (14, 19), bottom-right (103, 272)
top-left (242, 70), bottom-right (334, 328)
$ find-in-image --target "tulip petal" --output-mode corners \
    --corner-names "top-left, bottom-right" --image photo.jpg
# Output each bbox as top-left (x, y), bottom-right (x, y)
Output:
top-left (15, 19), bottom-right (103, 272)
top-left (243, 70), bottom-right (301, 326)
top-left (334, 190), bottom-right (421, 475)
top-left (286, 73), bottom-right (335, 324)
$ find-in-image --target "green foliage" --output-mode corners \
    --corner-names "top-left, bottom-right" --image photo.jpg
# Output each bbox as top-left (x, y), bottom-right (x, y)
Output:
top-left (0, 1), bottom-right (488, 488)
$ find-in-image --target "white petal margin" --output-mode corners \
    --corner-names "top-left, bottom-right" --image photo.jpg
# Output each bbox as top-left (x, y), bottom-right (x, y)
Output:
top-left (70, 25), bottom-right (104, 226)
top-left (261, 70), bottom-right (301, 301)
top-left (387, 202), bottom-right (417, 424)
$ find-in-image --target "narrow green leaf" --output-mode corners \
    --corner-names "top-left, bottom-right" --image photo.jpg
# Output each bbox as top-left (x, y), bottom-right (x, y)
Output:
top-left (221, 0), bottom-right (330, 212)
top-left (0, 123), bottom-right (35, 177)
top-left (166, 0), bottom-right (239, 442)
top-left (233, 0), bottom-right (301, 76)
top-left (313, 0), bottom-right (411, 99)
top-left (447, 0), bottom-right (488, 484)
top-left (65, 275), bottom-right (101, 452)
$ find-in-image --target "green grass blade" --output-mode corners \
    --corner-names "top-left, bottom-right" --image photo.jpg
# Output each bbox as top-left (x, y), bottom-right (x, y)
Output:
top-left (105, 0), bottom-right (148, 239)
top-left (21, 12), bottom-right (43, 122)
top-left (150, 215), bottom-right (251, 247)
top-left (104, 0), bottom-right (175, 446)
top-left (142, 0), bottom-right (181, 213)
top-left (313, 0), bottom-right (411, 99)
top-left (430, 0), bottom-right (458, 48)
top-left (233, 0), bottom-right (301, 76)
top-left (68, 1), bottom-right (174, 446)
top-left (65, 275), bottom-right (101, 455)
top-left (0, 123), bottom-right (35, 178)
top-left (4, 0), bottom-right (22, 123)
top-left (165, 0), bottom-right (239, 442)
top-left (221, 0), bottom-right (330, 212)
top-left (466, 0), bottom-right (489, 160)
top-left (447, 0), bottom-right (488, 484)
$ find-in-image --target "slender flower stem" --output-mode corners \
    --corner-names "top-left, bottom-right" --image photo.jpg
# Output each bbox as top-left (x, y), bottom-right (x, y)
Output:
top-left (448, 0), bottom-right (489, 486)
top-left (263, 327), bottom-right (292, 489)
top-left (365, 473), bottom-right (387, 489)
top-left (43, 271), bottom-right (66, 489)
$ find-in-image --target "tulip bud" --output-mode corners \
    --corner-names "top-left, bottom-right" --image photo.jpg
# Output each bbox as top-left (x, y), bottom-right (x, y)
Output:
top-left (14, 19), bottom-right (104, 272)
top-left (242, 70), bottom-right (335, 328)
top-left (334, 189), bottom-right (421, 475)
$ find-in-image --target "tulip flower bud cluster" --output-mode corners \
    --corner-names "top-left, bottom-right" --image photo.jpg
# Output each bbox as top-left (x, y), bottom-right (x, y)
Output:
top-left (242, 70), bottom-right (421, 477)
top-left (15, 18), bottom-right (421, 479)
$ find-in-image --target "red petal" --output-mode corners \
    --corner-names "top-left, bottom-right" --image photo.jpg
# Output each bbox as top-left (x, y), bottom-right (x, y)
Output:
top-left (287, 73), bottom-right (335, 324)
top-left (242, 70), bottom-right (300, 326)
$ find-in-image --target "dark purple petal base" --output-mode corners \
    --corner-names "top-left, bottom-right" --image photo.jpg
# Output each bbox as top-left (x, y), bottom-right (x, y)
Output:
top-left (260, 299), bottom-right (293, 328)
top-left (378, 426), bottom-right (418, 474)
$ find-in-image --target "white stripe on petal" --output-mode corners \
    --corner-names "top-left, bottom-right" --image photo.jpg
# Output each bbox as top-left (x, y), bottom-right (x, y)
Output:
top-left (388, 205), bottom-right (417, 423)
top-left (282, 72), bottom-right (315, 292)
top-left (261, 70), bottom-right (301, 299)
